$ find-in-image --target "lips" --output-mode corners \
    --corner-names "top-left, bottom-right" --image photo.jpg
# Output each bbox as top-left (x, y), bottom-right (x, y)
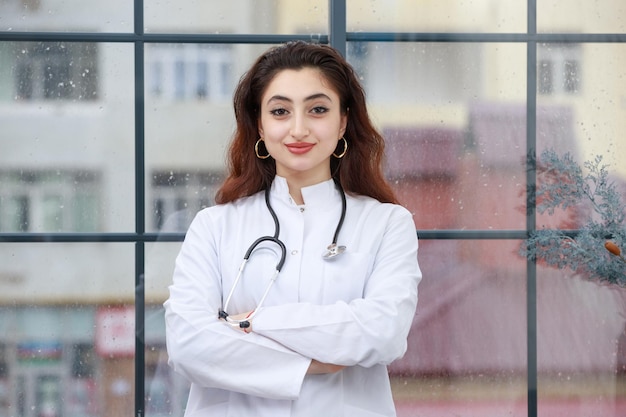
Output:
top-left (286, 143), bottom-right (315, 154)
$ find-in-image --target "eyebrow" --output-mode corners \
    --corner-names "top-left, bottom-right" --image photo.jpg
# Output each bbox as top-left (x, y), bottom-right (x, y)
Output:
top-left (266, 93), bottom-right (333, 105)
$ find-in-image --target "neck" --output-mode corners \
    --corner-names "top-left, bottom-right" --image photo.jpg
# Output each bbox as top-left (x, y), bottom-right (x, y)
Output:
top-left (288, 184), bottom-right (305, 205)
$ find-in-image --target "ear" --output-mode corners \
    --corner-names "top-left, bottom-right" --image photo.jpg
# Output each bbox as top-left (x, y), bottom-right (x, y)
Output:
top-left (339, 111), bottom-right (348, 137)
top-left (258, 118), bottom-right (264, 138)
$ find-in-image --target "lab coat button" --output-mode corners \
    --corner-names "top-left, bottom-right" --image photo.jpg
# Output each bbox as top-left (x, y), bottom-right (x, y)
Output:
top-left (291, 250), bottom-right (298, 255)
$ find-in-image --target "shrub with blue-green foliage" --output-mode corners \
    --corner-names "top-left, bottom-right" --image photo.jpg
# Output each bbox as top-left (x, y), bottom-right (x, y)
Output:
top-left (522, 149), bottom-right (626, 286)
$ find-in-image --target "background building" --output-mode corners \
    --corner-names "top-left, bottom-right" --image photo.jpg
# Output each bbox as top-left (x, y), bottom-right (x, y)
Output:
top-left (0, 1), bottom-right (625, 416)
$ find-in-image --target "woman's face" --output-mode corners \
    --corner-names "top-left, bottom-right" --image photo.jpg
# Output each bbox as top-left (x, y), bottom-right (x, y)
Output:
top-left (258, 67), bottom-right (347, 185)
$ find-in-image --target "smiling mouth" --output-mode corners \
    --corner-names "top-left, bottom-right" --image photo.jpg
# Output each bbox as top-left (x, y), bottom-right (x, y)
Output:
top-left (286, 143), bottom-right (315, 154)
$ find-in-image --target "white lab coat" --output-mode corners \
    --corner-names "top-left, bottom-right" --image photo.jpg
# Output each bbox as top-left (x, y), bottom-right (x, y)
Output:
top-left (164, 176), bottom-right (421, 417)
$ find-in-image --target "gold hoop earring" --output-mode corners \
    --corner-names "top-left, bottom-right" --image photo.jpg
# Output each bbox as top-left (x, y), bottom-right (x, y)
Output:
top-left (333, 137), bottom-right (348, 159)
top-left (255, 138), bottom-right (270, 159)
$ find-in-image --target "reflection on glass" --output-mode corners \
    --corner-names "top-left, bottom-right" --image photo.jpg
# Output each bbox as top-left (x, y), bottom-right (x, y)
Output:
top-left (146, 242), bottom-right (181, 304)
top-left (1, 195), bottom-right (28, 232)
top-left (347, 0), bottom-right (526, 33)
top-left (13, 42), bottom-right (98, 101)
top-left (144, 307), bottom-right (189, 417)
top-left (97, 307), bottom-right (135, 417)
top-left (146, 43), bottom-right (235, 101)
top-left (533, 38), bottom-right (626, 413)
top-left (150, 171), bottom-right (222, 232)
top-left (538, 0), bottom-right (626, 34)
top-left (35, 375), bottom-right (61, 417)
top-left (145, 242), bottom-right (187, 417)
top-left (144, 0), bottom-right (327, 34)
top-left (0, 243), bottom-right (134, 417)
top-left (0, 41), bottom-right (135, 233)
top-left (0, 171), bottom-right (100, 233)
top-left (538, 43), bottom-right (582, 96)
top-left (145, 44), bottom-right (273, 233)
top-left (354, 42), bottom-right (527, 230)
top-left (536, 266), bottom-right (626, 416)
top-left (537, 44), bottom-right (626, 181)
top-left (0, 0), bottom-right (133, 32)
top-left (390, 240), bottom-right (528, 416)
top-left (0, 242), bottom-right (133, 301)
top-left (1, 41), bottom-right (98, 102)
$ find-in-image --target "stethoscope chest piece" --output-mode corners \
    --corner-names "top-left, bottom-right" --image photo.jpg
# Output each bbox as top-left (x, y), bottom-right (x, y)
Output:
top-left (322, 243), bottom-right (347, 259)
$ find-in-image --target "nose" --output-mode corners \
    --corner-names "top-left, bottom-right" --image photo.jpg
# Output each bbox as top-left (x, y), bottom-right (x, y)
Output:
top-left (289, 113), bottom-right (309, 139)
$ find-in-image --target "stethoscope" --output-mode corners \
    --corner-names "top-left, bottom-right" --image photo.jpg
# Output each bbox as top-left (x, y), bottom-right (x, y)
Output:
top-left (218, 178), bottom-right (347, 329)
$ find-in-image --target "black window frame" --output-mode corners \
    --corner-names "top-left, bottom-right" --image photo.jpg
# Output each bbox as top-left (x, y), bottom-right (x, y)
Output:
top-left (1, 1), bottom-right (626, 416)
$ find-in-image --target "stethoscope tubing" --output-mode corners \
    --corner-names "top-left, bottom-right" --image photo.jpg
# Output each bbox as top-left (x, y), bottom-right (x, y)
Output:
top-left (221, 236), bottom-right (286, 327)
top-left (331, 179), bottom-right (346, 246)
top-left (219, 179), bottom-right (345, 328)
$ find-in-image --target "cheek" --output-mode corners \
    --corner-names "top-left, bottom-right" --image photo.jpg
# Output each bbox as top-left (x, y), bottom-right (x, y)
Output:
top-left (261, 122), bottom-right (287, 143)
top-left (317, 121), bottom-right (344, 140)
top-left (325, 113), bottom-right (345, 134)
top-left (259, 121), bottom-right (272, 140)
top-left (260, 122), bottom-right (287, 156)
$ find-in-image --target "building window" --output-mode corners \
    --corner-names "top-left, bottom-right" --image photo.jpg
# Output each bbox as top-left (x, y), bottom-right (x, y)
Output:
top-left (0, 170), bottom-right (101, 232)
top-left (0, 344), bottom-right (7, 417)
top-left (538, 43), bottom-right (581, 95)
top-left (0, 344), bottom-right (7, 379)
top-left (13, 42), bottom-right (98, 101)
top-left (71, 344), bottom-right (95, 379)
top-left (146, 44), bottom-right (233, 101)
top-left (151, 170), bottom-right (221, 232)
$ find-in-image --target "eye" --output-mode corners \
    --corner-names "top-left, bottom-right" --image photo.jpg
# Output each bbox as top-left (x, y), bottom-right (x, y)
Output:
top-left (269, 108), bottom-right (289, 116)
top-left (311, 106), bottom-right (329, 114)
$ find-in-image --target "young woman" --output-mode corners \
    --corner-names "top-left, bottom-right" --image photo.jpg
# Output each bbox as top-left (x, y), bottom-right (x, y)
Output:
top-left (164, 41), bottom-right (422, 417)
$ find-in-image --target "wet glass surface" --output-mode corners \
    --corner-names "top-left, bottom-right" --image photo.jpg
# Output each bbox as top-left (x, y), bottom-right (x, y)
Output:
top-left (1, 2), bottom-right (626, 417)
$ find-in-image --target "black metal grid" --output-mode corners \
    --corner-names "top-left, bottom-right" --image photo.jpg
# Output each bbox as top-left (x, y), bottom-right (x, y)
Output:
top-left (1, 0), bottom-right (625, 416)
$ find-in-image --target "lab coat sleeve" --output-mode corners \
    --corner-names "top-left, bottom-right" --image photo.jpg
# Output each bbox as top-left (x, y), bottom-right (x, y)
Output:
top-left (164, 210), bottom-right (311, 400)
top-left (252, 205), bottom-right (421, 368)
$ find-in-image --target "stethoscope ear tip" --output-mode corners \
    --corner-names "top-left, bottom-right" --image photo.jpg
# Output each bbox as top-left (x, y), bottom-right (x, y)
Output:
top-left (322, 244), bottom-right (347, 259)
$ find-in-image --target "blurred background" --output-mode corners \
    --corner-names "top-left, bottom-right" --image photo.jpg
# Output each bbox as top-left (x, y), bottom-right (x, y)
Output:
top-left (0, 0), bottom-right (625, 416)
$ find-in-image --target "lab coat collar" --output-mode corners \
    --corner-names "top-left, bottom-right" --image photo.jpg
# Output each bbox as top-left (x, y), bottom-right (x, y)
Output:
top-left (271, 176), bottom-right (341, 211)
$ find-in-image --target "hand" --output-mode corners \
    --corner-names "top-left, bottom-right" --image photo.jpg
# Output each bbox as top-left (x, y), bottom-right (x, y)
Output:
top-left (222, 311), bottom-right (254, 333)
top-left (307, 360), bottom-right (346, 375)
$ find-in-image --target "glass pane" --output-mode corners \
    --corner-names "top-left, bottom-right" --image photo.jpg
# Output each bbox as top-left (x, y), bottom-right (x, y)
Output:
top-left (391, 239), bottom-right (528, 416)
top-left (0, 243), bottom-right (134, 417)
top-left (356, 42), bottom-right (527, 230)
top-left (0, 243), bottom-right (133, 301)
top-left (536, 267), bottom-right (626, 416)
top-left (145, 43), bottom-right (272, 233)
top-left (535, 43), bottom-right (626, 238)
top-left (145, 241), bottom-right (187, 417)
top-left (0, 42), bottom-right (135, 233)
top-left (537, 43), bottom-right (626, 179)
top-left (0, 0), bottom-right (133, 32)
top-left (145, 0), bottom-right (328, 34)
top-left (348, 0), bottom-right (526, 33)
top-left (533, 42), bottom-right (626, 416)
top-left (146, 242), bottom-right (180, 306)
top-left (538, 0), bottom-right (626, 33)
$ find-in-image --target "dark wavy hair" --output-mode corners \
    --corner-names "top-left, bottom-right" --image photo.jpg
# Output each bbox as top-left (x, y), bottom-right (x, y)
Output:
top-left (215, 41), bottom-right (397, 205)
